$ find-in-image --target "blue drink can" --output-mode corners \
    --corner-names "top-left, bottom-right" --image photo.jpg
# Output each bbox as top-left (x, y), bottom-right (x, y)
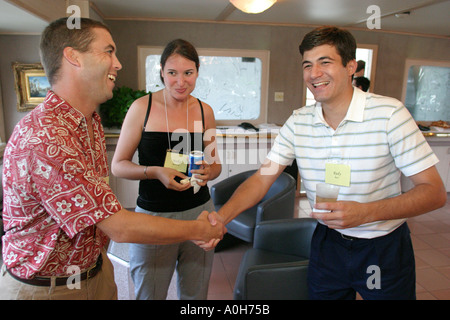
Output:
top-left (188, 151), bottom-right (204, 177)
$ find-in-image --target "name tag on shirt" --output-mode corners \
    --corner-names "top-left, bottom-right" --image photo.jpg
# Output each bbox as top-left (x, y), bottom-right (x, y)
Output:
top-left (325, 162), bottom-right (351, 187)
top-left (164, 150), bottom-right (188, 173)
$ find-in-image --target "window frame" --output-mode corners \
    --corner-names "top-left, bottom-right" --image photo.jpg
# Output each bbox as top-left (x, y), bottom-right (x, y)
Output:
top-left (401, 58), bottom-right (450, 120)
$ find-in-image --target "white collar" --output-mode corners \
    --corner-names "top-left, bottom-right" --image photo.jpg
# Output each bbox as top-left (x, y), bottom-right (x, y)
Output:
top-left (313, 87), bottom-right (366, 125)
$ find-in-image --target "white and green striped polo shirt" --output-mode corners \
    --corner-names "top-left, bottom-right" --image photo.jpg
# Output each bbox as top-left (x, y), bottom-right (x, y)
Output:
top-left (267, 88), bottom-right (439, 238)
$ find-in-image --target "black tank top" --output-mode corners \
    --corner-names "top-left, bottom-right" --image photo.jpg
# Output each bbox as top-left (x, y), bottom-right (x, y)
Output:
top-left (136, 93), bottom-right (210, 212)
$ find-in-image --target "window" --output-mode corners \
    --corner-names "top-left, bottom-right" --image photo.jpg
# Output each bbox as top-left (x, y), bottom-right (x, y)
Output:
top-left (402, 59), bottom-right (450, 121)
top-left (303, 45), bottom-right (378, 106)
top-left (138, 47), bottom-right (270, 126)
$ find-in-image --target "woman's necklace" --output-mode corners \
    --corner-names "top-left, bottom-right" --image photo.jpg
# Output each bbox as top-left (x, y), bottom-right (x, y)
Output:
top-left (163, 88), bottom-right (189, 149)
top-left (162, 89), bottom-right (191, 173)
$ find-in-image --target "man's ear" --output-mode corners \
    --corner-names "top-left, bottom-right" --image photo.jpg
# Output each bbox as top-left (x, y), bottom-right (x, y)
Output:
top-left (346, 59), bottom-right (357, 76)
top-left (63, 47), bottom-right (80, 67)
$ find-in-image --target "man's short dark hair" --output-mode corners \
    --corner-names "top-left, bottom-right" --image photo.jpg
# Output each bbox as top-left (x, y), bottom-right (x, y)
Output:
top-left (354, 76), bottom-right (371, 92)
top-left (40, 17), bottom-right (111, 85)
top-left (299, 26), bottom-right (356, 67)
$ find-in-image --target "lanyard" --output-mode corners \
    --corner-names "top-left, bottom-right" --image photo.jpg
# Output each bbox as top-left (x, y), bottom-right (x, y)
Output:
top-left (163, 88), bottom-right (189, 152)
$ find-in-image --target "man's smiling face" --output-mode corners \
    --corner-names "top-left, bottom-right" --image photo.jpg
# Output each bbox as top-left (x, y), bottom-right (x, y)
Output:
top-left (302, 44), bottom-right (356, 109)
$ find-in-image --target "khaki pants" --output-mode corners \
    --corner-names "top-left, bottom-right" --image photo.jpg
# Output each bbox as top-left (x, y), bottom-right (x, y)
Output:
top-left (0, 250), bottom-right (117, 300)
top-left (130, 200), bottom-right (215, 300)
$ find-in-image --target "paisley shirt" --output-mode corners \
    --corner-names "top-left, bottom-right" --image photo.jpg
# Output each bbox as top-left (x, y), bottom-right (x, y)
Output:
top-left (2, 91), bottom-right (122, 278)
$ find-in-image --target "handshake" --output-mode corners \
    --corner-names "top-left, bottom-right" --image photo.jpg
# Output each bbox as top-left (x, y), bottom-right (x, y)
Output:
top-left (194, 211), bottom-right (227, 251)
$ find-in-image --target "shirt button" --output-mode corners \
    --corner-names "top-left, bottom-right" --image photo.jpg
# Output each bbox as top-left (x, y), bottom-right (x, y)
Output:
top-left (331, 137), bottom-right (338, 146)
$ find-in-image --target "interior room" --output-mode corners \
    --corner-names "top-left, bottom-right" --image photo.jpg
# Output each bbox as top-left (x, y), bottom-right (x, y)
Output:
top-left (0, 0), bottom-right (449, 300)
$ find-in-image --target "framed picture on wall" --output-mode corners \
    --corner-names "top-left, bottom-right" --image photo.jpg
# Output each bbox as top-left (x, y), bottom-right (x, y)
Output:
top-left (12, 62), bottom-right (50, 112)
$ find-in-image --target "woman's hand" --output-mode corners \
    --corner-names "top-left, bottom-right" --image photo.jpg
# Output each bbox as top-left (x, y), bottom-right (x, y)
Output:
top-left (190, 160), bottom-right (211, 186)
top-left (156, 167), bottom-right (191, 191)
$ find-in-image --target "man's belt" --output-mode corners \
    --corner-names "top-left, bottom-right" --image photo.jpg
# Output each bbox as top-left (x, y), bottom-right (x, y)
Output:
top-left (6, 254), bottom-right (103, 287)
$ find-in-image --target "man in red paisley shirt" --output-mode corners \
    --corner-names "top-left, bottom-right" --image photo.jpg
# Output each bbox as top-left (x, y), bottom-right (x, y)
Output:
top-left (0, 17), bottom-right (225, 300)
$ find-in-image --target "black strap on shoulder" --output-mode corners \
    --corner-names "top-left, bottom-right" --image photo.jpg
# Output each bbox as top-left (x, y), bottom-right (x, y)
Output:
top-left (143, 93), bottom-right (204, 132)
top-left (143, 93), bottom-right (152, 131)
top-left (197, 99), bottom-right (205, 132)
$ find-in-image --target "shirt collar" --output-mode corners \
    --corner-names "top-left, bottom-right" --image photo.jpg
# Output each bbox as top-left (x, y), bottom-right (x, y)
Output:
top-left (313, 87), bottom-right (366, 125)
top-left (345, 87), bottom-right (366, 122)
top-left (44, 90), bottom-right (101, 131)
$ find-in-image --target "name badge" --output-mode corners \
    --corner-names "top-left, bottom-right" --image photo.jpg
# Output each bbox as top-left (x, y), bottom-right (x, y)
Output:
top-left (164, 150), bottom-right (188, 173)
top-left (325, 162), bottom-right (351, 187)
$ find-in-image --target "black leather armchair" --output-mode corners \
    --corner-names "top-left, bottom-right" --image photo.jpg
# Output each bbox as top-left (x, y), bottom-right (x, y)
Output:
top-left (233, 218), bottom-right (317, 300)
top-left (210, 170), bottom-right (296, 242)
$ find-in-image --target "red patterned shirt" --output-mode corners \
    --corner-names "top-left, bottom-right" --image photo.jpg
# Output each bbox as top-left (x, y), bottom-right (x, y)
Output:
top-left (2, 91), bottom-right (122, 279)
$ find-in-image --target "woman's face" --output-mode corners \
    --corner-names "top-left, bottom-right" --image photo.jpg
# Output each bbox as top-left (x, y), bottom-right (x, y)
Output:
top-left (161, 53), bottom-right (198, 101)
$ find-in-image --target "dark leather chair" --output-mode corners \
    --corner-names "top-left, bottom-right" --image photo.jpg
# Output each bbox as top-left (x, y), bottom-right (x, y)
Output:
top-left (233, 218), bottom-right (317, 300)
top-left (210, 170), bottom-right (296, 242)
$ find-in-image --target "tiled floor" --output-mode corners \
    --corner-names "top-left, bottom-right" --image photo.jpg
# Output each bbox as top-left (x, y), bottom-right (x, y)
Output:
top-left (208, 194), bottom-right (450, 300)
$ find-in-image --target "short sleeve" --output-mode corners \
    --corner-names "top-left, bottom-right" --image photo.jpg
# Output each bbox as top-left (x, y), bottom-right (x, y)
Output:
top-left (266, 115), bottom-right (296, 166)
top-left (387, 105), bottom-right (439, 177)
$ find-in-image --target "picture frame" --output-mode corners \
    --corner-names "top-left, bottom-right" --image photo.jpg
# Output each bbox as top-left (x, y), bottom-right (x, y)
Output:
top-left (12, 62), bottom-right (50, 112)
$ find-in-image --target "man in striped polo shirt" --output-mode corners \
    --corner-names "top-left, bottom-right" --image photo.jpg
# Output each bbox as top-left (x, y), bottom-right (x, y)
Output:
top-left (205, 26), bottom-right (446, 299)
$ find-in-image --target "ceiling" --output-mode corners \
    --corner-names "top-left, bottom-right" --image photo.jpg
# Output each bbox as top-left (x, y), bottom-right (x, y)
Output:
top-left (0, 0), bottom-right (449, 38)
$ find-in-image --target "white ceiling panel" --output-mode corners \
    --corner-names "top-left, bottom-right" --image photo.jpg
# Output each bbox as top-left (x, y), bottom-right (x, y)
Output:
top-left (93, 0), bottom-right (230, 20)
top-left (0, 0), bottom-right (47, 34)
top-left (372, 0), bottom-right (450, 35)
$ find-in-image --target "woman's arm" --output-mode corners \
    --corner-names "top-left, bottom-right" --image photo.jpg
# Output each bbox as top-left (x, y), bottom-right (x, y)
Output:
top-left (191, 102), bottom-right (222, 185)
top-left (111, 94), bottom-right (193, 191)
top-left (111, 95), bottom-right (149, 180)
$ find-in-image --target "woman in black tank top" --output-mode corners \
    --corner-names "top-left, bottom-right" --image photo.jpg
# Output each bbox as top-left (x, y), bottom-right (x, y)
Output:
top-left (111, 39), bottom-right (221, 300)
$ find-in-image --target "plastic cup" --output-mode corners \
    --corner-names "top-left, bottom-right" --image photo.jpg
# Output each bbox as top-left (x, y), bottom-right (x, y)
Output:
top-left (314, 183), bottom-right (340, 212)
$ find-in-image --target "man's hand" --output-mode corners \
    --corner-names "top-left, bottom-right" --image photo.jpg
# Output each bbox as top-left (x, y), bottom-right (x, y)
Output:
top-left (194, 211), bottom-right (226, 250)
top-left (194, 211), bottom-right (226, 251)
top-left (312, 166), bottom-right (447, 229)
top-left (311, 201), bottom-right (369, 229)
